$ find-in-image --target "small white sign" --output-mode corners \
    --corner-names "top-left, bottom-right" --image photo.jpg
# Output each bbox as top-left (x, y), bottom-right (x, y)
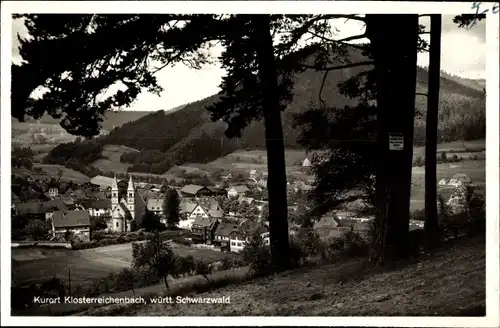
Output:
top-left (389, 133), bottom-right (404, 151)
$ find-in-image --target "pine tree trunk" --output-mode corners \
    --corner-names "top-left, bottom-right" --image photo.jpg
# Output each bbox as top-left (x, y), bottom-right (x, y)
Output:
top-left (424, 14), bottom-right (442, 248)
top-left (366, 14), bottom-right (419, 264)
top-left (251, 15), bottom-right (290, 272)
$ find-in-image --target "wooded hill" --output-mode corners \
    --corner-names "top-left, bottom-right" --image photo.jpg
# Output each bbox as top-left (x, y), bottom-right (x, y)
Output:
top-left (79, 46), bottom-right (488, 174)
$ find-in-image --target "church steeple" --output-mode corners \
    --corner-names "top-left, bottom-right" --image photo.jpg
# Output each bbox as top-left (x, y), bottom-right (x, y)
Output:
top-left (127, 175), bottom-right (134, 191)
top-left (111, 175), bottom-right (119, 205)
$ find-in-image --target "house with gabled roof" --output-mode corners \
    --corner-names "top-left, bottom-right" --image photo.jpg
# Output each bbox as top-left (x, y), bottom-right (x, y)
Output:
top-left (51, 210), bottom-right (91, 242)
top-left (213, 220), bottom-right (239, 252)
top-left (302, 157), bottom-right (312, 167)
top-left (227, 185), bottom-right (250, 198)
top-left (191, 216), bottom-right (220, 244)
top-left (147, 198), bottom-right (164, 216)
top-left (180, 184), bottom-right (213, 198)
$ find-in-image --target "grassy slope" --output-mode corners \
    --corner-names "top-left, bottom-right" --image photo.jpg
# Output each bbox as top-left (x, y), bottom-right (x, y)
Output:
top-left (92, 235), bottom-right (485, 316)
top-left (11, 242), bottom-right (233, 287)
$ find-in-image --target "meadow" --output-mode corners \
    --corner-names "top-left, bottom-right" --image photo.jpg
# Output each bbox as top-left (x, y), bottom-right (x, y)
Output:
top-left (11, 242), bottom-right (233, 288)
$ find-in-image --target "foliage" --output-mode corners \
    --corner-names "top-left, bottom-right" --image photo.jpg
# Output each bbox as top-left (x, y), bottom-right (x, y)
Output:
top-left (295, 228), bottom-right (322, 257)
top-left (140, 210), bottom-right (166, 232)
top-left (23, 219), bottom-right (51, 241)
top-left (242, 230), bottom-right (273, 276)
top-left (90, 216), bottom-right (108, 231)
top-left (194, 259), bottom-right (211, 281)
top-left (163, 187), bottom-right (181, 228)
top-left (132, 232), bottom-right (176, 289)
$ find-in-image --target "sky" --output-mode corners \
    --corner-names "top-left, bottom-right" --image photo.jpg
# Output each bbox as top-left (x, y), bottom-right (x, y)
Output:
top-left (11, 15), bottom-right (486, 112)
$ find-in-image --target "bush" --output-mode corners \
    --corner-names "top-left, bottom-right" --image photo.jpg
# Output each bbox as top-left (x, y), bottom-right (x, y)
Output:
top-left (295, 229), bottom-right (322, 258)
top-left (319, 237), bottom-right (345, 260)
top-left (172, 236), bottom-right (192, 246)
top-left (343, 231), bottom-right (369, 257)
top-left (242, 231), bottom-right (273, 276)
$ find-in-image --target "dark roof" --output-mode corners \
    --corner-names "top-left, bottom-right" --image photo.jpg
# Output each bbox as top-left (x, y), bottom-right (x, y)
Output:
top-left (81, 199), bottom-right (111, 209)
top-left (180, 184), bottom-right (205, 195)
top-left (215, 221), bottom-right (239, 237)
top-left (228, 185), bottom-right (249, 193)
top-left (15, 202), bottom-right (44, 215)
top-left (192, 216), bottom-right (218, 228)
top-left (42, 199), bottom-right (68, 212)
top-left (52, 210), bottom-right (90, 228)
top-left (208, 209), bottom-right (223, 218)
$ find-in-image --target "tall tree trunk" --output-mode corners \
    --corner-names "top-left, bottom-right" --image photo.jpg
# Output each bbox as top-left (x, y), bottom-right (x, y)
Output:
top-left (424, 14), bottom-right (442, 248)
top-left (367, 14), bottom-right (419, 264)
top-left (251, 15), bottom-right (290, 272)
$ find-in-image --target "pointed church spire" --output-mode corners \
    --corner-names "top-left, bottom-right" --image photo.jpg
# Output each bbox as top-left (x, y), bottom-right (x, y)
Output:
top-left (128, 175), bottom-right (134, 191)
top-left (111, 174), bottom-right (118, 190)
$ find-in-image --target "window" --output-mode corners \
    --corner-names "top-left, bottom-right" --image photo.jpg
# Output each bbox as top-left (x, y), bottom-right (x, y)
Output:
top-left (129, 192), bottom-right (133, 198)
top-left (116, 222), bottom-right (119, 228)
top-left (237, 242), bottom-right (242, 247)
top-left (231, 242), bottom-right (236, 246)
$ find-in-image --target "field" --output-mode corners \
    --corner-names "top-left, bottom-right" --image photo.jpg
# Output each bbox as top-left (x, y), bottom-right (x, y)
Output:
top-left (11, 242), bottom-right (232, 287)
top-left (410, 159), bottom-right (486, 211)
top-left (91, 144), bottom-right (136, 174)
top-left (12, 164), bottom-right (91, 184)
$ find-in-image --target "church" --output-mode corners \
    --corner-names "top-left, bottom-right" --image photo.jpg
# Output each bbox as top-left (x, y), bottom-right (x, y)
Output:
top-left (108, 176), bottom-right (147, 233)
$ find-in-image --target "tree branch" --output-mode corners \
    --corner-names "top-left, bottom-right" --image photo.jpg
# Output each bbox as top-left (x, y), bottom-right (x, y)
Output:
top-left (301, 60), bottom-right (374, 72)
top-left (337, 33), bottom-right (366, 43)
top-left (416, 92), bottom-right (428, 97)
top-left (306, 30), bottom-right (368, 51)
top-left (319, 70), bottom-right (329, 109)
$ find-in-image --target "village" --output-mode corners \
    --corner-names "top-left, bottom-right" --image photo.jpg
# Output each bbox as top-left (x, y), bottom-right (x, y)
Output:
top-left (11, 151), bottom-right (476, 255)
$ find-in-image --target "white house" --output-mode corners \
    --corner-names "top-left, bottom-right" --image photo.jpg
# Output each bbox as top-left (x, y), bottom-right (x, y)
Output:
top-left (227, 185), bottom-right (250, 198)
top-left (147, 198), bottom-right (164, 216)
top-left (177, 217), bottom-right (196, 230)
top-left (438, 178), bottom-right (448, 186)
top-left (51, 210), bottom-right (91, 242)
top-left (229, 230), bottom-right (247, 253)
top-left (188, 204), bottom-right (210, 219)
top-left (47, 187), bottom-right (59, 198)
top-left (302, 157), bottom-right (312, 167)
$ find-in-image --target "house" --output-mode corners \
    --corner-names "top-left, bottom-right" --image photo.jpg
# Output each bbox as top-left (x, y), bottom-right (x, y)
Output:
top-left (147, 198), bottom-right (164, 216)
top-left (221, 173), bottom-right (232, 181)
top-left (313, 214), bottom-right (341, 229)
top-left (47, 187), bottom-right (60, 198)
top-left (249, 169), bottom-right (261, 180)
top-left (109, 176), bottom-right (147, 233)
top-left (180, 184), bottom-right (213, 198)
top-left (90, 175), bottom-right (120, 190)
top-left (227, 185), bottom-right (250, 198)
top-left (229, 229), bottom-right (247, 253)
top-left (207, 186), bottom-right (228, 197)
top-left (188, 204), bottom-right (210, 219)
top-left (180, 200), bottom-right (198, 217)
top-left (178, 216), bottom-right (196, 230)
top-left (213, 221), bottom-right (239, 252)
top-left (257, 178), bottom-right (267, 187)
top-left (438, 178), bottom-right (448, 186)
top-left (239, 197), bottom-right (255, 205)
top-left (51, 210), bottom-right (91, 242)
top-left (81, 199), bottom-right (112, 218)
top-left (448, 173), bottom-right (472, 187)
top-left (13, 201), bottom-right (45, 220)
top-left (42, 199), bottom-right (68, 220)
top-left (302, 157), bottom-right (312, 167)
top-left (191, 217), bottom-right (220, 244)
